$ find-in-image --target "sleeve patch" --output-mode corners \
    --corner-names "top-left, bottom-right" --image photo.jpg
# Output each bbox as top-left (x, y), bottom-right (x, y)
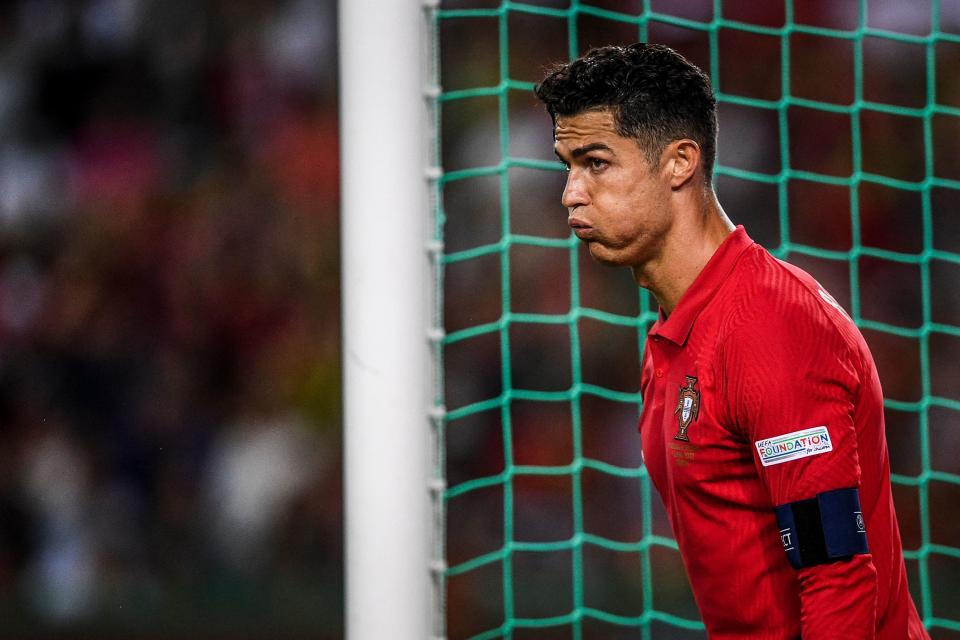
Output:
top-left (755, 425), bottom-right (832, 467)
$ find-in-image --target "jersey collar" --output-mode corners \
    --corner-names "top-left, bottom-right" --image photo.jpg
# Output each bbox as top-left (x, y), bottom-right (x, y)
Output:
top-left (649, 225), bottom-right (754, 347)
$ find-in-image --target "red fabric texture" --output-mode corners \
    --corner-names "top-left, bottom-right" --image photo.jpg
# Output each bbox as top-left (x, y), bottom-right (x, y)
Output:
top-left (639, 226), bottom-right (927, 639)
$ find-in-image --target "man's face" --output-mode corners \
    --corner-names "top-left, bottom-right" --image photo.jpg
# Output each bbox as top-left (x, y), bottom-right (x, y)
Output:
top-left (554, 109), bottom-right (672, 268)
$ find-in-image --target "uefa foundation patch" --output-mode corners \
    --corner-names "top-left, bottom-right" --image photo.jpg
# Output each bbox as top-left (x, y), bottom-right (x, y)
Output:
top-left (755, 426), bottom-right (832, 467)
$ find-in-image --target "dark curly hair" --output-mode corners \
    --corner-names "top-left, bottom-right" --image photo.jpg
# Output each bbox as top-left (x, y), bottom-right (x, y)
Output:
top-left (535, 43), bottom-right (717, 184)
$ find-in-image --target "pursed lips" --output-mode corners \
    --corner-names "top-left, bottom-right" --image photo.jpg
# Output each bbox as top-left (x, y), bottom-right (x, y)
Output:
top-left (568, 216), bottom-right (593, 238)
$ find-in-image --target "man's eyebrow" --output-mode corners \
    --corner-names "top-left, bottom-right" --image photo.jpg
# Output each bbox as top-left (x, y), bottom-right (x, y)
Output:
top-left (555, 142), bottom-right (614, 161)
top-left (571, 142), bottom-right (613, 157)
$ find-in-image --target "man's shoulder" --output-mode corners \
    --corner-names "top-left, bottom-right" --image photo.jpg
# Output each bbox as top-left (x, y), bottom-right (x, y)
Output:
top-left (714, 243), bottom-right (862, 358)
top-left (731, 243), bottom-right (818, 303)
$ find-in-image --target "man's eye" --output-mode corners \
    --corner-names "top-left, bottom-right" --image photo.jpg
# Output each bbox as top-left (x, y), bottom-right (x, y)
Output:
top-left (589, 158), bottom-right (608, 170)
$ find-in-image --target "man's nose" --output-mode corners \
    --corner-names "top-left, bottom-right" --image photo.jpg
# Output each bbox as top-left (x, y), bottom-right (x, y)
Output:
top-left (561, 170), bottom-right (588, 209)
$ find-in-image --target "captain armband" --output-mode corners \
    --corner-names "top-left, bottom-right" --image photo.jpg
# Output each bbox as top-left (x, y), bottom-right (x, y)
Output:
top-left (774, 487), bottom-right (869, 570)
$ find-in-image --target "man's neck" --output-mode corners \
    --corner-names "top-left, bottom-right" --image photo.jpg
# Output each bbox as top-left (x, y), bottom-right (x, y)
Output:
top-left (631, 191), bottom-right (735, 315)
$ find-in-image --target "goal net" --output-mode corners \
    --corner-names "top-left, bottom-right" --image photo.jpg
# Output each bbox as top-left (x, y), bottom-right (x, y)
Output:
top-left (434, 1), bottom-right (960, 638)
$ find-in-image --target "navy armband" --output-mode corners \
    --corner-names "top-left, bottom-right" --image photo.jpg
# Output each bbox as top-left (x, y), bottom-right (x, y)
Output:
top-left (774, 487), bottom-right (868, 570)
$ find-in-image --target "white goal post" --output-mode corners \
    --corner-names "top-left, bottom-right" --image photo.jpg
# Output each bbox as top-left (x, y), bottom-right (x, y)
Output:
top-left (339, 1), bottom-right (443, 639)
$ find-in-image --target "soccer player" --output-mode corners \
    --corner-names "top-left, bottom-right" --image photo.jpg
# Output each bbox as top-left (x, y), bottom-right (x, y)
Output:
top-left (535, 43), bottom-right (928, 639)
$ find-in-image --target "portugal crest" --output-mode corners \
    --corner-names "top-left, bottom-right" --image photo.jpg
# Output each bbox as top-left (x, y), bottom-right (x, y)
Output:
top-left (673, 375), bottom-right (700, 442)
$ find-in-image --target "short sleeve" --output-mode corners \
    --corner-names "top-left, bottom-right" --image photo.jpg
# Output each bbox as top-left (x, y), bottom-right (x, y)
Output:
top-left (719, 295), bottom-right (863, 506)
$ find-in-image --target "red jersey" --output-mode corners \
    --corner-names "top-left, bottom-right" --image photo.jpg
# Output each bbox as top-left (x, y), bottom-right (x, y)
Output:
top-left (639, 226), bottom-right (927, 639)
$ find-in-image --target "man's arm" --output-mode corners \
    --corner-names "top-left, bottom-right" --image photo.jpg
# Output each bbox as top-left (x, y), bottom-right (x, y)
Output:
top-left (720, 294), bottom-right (878, 639)
top-left (797, 556), bottom-right (878, 635)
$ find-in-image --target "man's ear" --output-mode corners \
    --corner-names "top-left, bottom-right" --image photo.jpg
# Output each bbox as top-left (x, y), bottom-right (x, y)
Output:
top-left (664, 139), bottom-right (701, 189)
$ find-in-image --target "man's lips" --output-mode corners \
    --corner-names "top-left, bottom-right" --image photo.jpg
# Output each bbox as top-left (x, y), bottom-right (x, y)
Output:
top-left (568, 217), bottom-right (594, 238)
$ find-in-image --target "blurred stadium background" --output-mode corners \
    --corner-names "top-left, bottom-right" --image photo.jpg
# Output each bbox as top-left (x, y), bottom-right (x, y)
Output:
top-left (0, 0), bottom-right (957, 638)
top-left (0, 1), bottom-right (340, 637)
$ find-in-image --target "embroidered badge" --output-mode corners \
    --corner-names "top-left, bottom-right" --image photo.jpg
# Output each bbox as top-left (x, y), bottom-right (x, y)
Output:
top-left (673, 375), bottom-right (700, 442)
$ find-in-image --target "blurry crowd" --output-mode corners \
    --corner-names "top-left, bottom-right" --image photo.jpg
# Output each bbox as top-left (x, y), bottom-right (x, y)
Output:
top-left (0, 0), bottom-right (340, 636)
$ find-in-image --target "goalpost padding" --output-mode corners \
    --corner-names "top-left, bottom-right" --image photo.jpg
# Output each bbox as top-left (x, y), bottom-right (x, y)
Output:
top-left (436, 1), bottom-right (960, 638)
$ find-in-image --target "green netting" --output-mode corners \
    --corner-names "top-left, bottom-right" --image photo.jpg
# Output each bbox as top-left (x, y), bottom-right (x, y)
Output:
top-left (434, 1), bottom-right (960, 638)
